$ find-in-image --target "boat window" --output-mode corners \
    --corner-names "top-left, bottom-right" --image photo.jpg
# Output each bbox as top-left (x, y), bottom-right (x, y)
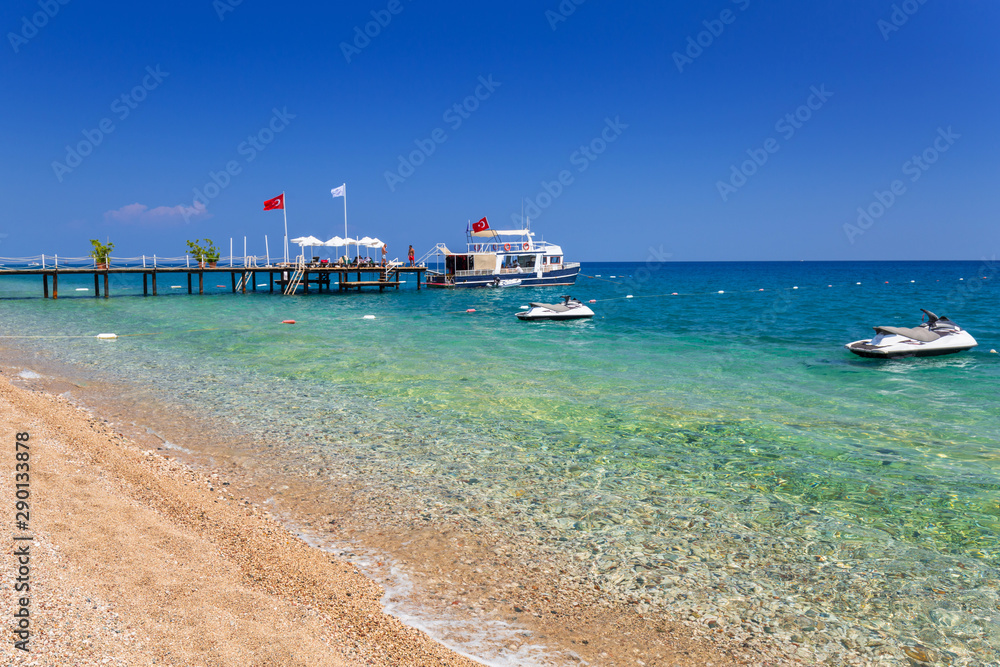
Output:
top-left (517, 255), bottom-right (536, 268)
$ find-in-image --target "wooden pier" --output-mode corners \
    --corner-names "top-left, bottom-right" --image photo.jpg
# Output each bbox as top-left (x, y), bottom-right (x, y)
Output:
top-left (0, 265), bottom-right (426, 299)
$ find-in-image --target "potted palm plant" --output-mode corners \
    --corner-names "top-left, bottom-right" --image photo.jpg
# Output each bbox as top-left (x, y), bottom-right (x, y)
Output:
top-left (89, 239), bottom-right (114, 269)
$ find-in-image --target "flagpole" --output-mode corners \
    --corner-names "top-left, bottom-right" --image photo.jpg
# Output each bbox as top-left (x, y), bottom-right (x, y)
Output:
top-left (282, 190), bottom-right (288, 264)
top-left (342, 183), bottom-right (348, 240)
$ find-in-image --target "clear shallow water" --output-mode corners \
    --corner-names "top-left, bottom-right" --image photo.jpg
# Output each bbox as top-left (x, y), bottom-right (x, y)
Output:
top-left (2, 261), bottom-right (999, 663)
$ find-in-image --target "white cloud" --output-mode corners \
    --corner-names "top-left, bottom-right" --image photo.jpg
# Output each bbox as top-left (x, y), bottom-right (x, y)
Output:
top-left (104, 201), bottom-right (211, 224)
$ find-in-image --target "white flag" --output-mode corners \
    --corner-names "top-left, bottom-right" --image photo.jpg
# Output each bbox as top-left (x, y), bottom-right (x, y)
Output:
top-left (331, 184), bottom-right (346, 198)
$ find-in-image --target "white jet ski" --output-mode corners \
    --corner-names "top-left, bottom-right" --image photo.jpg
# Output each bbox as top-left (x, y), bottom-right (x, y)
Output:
top-left (516, 295), bottom-right (594, 321)
top-left (489, 277), bottom-right (522, 287)
top-left (846, 309), bottom-right (977, 358)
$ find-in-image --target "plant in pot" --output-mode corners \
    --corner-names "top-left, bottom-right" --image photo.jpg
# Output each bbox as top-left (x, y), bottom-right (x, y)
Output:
top-left (89, 239), bottom-right (114, 269)
top-left (187, 239), bottom-right (221, 268)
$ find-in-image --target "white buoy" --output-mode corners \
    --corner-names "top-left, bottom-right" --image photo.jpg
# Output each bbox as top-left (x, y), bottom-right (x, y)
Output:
top-left (626, 295), bottom-right (633, 299)
top-left (718, 290), bottom-right (725, 294)
top-left (856, 282), bottom-right (862, 285)
top-left (171, 285), bottom-right (182, 289)
top-left (363, 315), bottom-right (376, 320)
top-left (610, 275), bottom-right (617, 278)
top-left (257, 283), bottom-right (267, 287)
top-left (989, 349), bottom-right (997, 354)
top-left (519, 305), bottom-right (529, 310)
top-left (75, 288), bottom-right (88, 291)
top-left (96, 333), bottom-right (117, 340)
top-left (793, 286), bottom-right (798, 289)
top-left (910, 280), bottom-right (915, 283)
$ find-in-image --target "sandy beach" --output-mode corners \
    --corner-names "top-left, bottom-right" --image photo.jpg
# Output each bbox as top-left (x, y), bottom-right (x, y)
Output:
top-left (0, 355), bottom-right (791, 666)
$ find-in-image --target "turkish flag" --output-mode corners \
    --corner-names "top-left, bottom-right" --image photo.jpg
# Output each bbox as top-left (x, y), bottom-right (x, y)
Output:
top-left (263, 194), bottom-right (284, 211)
top-left (472, 217), bottom-right (490, 233)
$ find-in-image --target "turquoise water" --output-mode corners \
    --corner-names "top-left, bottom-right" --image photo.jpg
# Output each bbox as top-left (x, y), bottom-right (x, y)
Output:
top-left (2, 260), bottom-right (998, 663)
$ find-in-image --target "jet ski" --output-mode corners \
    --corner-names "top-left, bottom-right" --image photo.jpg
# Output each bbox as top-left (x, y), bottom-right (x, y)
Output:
top-left (489, 277), bottom-right (522, 287)
top-left (516, 295), bottom-right (594, 321)
top-left (846, 309), bottom-right (977, 358)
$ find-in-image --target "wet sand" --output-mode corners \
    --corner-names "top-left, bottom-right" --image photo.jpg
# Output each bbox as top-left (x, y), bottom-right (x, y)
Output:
top-left (1, 351), bottom-right (794, 666)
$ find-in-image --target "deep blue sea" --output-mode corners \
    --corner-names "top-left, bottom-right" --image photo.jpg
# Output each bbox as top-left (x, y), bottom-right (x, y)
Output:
top-left (2, 260), bottom-right (998, 664)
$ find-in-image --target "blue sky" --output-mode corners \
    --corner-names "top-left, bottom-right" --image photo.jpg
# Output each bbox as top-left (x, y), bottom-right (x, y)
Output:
top-left (2, 0), bottom-right (997, 261)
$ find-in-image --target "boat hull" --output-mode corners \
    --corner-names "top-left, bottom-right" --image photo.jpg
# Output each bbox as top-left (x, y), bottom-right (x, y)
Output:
top-left (426, 265), bottom-right (580, 288)
top-left (845, 331), bottom-right (978, 358)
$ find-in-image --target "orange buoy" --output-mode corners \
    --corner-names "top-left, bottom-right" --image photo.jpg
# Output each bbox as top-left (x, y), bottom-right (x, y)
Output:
top-left (282, 320), bottom-right (296, 324)
top-left (466, 308), bottom-right (476, 313)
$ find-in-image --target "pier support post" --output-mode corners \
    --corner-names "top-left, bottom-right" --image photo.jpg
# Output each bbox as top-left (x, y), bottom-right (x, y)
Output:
top-left (143, 273), bottom-right (148, 296)
top-left (188, 273), bottom-right (192, 294)
top-left (231, 272), bottom-right (236, 293)
top-left (94, 273), bottom-right (100, 297)
top-left (252, 271), bottom-right (257, 292)
top-left (152, 272), bottom-right (158, 296)
top-left (104, 271), bottom-right (109, 298)
top-left (52, 272), bottom-right (58, 299)
top-left (42, 274), bottom-right (49, 298)
top-left (198, 272), bottom-right (204, 295)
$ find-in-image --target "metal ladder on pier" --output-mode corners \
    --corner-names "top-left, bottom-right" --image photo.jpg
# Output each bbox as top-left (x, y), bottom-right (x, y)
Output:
top-left (283, 257), bottom-right (305, 295)
top-left (234, 257), bottom-right (259, 292)
top-left (234, 271), bottom-right (253, 292)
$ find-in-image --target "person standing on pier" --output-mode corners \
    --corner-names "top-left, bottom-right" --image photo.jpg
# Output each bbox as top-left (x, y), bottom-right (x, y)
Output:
top-left (382, 242), bottom-right (388, 263)
top-left (408, 245), bottom-right (415, 266)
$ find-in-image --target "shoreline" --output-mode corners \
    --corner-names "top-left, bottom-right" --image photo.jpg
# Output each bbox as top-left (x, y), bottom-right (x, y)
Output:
top-left (0, 350), bottom-right (780, 666)
top-left (0, 370), bottom-right (483, 666)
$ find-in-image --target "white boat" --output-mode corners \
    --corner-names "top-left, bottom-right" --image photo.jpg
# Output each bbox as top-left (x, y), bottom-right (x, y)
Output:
top-left (426, 216), bottom-right (579, 288)
top-left (846, 309), bottom-right (977, 358)
top-left (488, 278), bottom-right (522, 287)
top-left (516, 296), bottom-right (594, 321)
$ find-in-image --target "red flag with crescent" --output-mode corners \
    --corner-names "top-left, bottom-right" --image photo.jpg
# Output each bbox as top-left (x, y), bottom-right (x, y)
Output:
top-left (472, 217), bottom-right (490, 233)
top-left (263, 194), bottom-right (284, 211)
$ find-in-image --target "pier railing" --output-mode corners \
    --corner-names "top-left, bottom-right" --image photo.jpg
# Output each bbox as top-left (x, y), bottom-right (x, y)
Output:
top-left (0, 255), bottom-right (279, 270)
